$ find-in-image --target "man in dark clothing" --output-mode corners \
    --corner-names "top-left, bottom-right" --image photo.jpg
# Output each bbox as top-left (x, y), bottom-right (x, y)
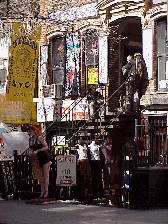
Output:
top-left (122, 55), bottom-right (139, 111)
top-left (87, 85), bottom-right (104, 118)
top-left (122, 55), bottom-right (136, 76)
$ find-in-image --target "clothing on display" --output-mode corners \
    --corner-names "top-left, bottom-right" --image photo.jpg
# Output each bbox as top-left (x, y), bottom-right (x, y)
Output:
top-left (88, 141), bottom-right (100, 161)
top-left (76, 144), bottom-right (88, 160)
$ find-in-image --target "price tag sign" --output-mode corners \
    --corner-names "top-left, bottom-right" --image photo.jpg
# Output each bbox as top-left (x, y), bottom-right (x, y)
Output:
top-left (56, 155), bottom-right (76, 186)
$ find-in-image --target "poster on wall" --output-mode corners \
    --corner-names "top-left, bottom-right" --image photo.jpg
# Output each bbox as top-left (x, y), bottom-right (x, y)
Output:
top-left (99, 35), bottom-right (108, 84)
top-left (88, 68), bottom-right (98, 84)
top-left (0, 93), bottom-right (37, 124)
top-left (65, 32), bottom-right (80, 97)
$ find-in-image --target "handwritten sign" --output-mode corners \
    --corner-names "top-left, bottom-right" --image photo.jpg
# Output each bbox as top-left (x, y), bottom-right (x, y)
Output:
top-left (56, 155), bottom-right (76, 186)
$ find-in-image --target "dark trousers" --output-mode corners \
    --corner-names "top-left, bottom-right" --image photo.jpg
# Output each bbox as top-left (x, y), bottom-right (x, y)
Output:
top-left (78, 159), bottom-right (92, 201)
top-left (91, 160), bottom-right (103, 199)
top-left (103, 163), bottom-right (111, 190)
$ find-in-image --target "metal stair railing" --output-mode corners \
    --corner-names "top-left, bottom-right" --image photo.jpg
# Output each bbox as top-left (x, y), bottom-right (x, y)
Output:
top-left (42, 92), bottom-right (88, 138)
top-left (66, 74), bottom-right (133, 145)
top-left (41, 72), bottom-right (136, 148)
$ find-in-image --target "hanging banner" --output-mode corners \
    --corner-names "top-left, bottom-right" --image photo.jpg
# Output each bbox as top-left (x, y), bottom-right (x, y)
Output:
top-left (99, 35), bottom-right (108, 84)
top-left (40, 45), bottom-right (48, 86)
top-left (88, 68), bottom-right (98, 84)
top-left (65, 32), bottom-right (80, 97)
top-left (6, 23), bottom-right (41, 102)
top-left (0, 93), bottom-right (38, 124)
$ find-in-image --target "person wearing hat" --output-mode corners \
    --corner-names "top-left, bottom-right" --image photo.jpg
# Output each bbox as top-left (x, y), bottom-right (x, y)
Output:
top-left (28, 125), bottom-right (52, 199)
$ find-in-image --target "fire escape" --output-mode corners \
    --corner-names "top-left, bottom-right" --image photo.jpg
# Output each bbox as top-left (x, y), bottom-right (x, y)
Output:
top-left (43, 53), bottom-right (144, 150)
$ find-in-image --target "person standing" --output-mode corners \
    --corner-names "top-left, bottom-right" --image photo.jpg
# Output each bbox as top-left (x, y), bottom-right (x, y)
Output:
top-left (100, 137), bottom-right (112, 192)
top-left (76, 142), bottom-right (92, 203)
top-left (28, 125), bottom-right (52, 199)
top-left (88, 141), bottom-right (102, 199)
top-left (122, 55), bottom-right (139, 111)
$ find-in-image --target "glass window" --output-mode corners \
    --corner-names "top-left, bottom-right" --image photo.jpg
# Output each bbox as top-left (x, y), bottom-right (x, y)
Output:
top-left (85, 32), bottom-right (98, 66)
top-left (52, 36), bottom-right (66, 98)
top-left (157, 17), bottom-right (168, 90)
top-left (84, 30), bottom-right (99, 88)
top-left (157, 20), bottom-right (166, 56)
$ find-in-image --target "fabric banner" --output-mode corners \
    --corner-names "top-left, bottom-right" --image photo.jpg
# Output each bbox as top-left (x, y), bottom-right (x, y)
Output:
top-left (6, 23), bottom-right (41, 102)
top-left (65, 32), bottom-right (80, 97)
top-left (99, 35), bottom-right (108, 84)
top-left (40, 45), bottom-right (48, 86)
top-left (0, 92), bottom-right (38, 124)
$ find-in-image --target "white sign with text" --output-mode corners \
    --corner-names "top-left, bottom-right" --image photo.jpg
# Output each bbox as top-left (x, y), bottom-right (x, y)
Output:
top-left (56, 155), bottom-right (76, 186)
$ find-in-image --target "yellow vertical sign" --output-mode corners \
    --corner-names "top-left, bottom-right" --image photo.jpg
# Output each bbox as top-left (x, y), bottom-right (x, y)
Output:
top-left (88, 68), bottom-right (99, 84)
top-left (6, 23), bottom-right (41, 102)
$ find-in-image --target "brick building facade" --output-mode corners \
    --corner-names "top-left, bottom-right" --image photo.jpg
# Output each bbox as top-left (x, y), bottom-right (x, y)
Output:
top-left (1, 0), bottom-right (168, 206)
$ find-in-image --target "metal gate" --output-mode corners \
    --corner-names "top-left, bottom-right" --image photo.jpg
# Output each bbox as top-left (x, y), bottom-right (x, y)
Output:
top-left (135, 116), bottom-right (167, 166)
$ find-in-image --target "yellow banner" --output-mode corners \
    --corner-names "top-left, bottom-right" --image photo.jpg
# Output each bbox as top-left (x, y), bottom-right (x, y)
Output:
top-left (88, 68), bottom-right (98, 84)
top-left (6, 23), bottom-right (41, 102)
top-left (0, 93), bottom-right (38, 125)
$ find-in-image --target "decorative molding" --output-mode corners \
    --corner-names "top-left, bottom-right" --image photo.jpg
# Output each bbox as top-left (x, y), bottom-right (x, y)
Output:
top-left (142, 4), bottom-right (166, 28)
top-left (48, 2), bottom-right (98, 24)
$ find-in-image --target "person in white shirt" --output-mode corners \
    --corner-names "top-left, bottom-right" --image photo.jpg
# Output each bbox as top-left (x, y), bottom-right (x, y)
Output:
top-left (76, 142), bottom-right (92, 203)
top-left (88, 141), bottom-right (103, 199)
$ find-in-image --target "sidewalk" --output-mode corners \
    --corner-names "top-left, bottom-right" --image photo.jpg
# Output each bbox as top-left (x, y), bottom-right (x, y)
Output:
top-left (0, 198), bottom-right (168, 224)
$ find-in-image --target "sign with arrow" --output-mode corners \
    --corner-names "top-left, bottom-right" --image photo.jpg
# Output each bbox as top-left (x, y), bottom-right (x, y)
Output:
top-left (56, 155), bottom-right (76, 186)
